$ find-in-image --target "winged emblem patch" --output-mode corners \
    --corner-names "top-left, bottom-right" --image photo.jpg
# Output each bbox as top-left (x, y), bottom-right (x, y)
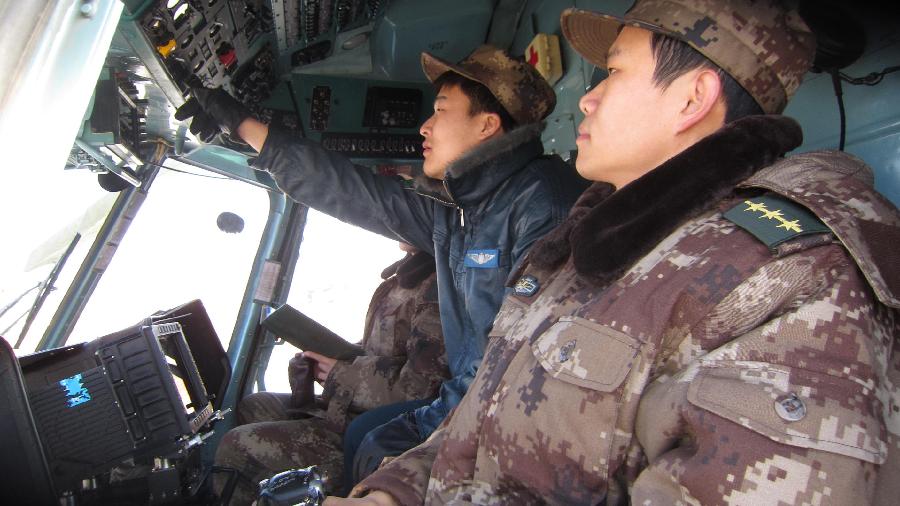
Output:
top-left (463, 249), bottom-right (500, 268)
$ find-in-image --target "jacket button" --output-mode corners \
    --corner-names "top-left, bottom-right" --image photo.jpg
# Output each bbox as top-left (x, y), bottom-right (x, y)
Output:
top-left (774, 393), bottom-right (806, 422)
top-left (558, 340), bottom-right (576, 362)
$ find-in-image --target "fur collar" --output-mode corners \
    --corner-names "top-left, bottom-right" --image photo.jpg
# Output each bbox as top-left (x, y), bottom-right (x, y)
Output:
top-left (413, 123), bottom-right (544, 206)
top-left (530, 115), bottom-right (803, 285)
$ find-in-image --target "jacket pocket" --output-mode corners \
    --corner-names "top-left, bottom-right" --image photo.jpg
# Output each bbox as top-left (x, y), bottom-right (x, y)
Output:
top-left (531, 317), bottom-right (640, 392)
top-left (500, 317), bottom-right (641, 499)
top-left (687, 363), bottom-right (887, 464)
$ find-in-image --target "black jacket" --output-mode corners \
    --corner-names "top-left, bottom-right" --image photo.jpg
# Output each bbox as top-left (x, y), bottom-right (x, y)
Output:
top-left (254, 123), bottom-right (587, 435)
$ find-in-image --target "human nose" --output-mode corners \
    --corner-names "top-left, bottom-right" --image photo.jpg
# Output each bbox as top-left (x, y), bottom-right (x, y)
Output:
top-left (420, 115), bottom-right (434, 137)
top-left (579, 85), bottom-right (601, 116)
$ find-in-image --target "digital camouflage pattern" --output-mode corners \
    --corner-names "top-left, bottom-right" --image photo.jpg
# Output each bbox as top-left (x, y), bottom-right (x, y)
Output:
top-left (215, 409), bottom-right (345, 504)
top-left (561, 0), bottom-right (816, 114)
top-left (214, 252), bottom-right (448, 504)
top-left (321, 254), bottom-right (448, 430)
top-left (421, 44), bottom-right (557, 125)
top-left (355, 145), bottom-right (900, 504)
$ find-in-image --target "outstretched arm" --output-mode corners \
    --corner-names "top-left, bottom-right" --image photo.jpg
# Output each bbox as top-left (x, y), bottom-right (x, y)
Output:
top-left (175, 87), bottom-right (437, 251)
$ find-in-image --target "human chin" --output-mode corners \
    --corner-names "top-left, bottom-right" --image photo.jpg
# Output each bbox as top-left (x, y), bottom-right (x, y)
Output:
top-left (422, 159), bottom-right (445, 179)
top-left (575, 152), bottom-right (599, 180)
top-left (575, 156), bottom-right (614, 183)
top-left (575, 162), bottom-right (597, 181)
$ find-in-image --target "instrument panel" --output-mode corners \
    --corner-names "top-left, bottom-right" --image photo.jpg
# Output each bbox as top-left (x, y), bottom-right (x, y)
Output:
top-left (130, 0), bottom-right (428, 163)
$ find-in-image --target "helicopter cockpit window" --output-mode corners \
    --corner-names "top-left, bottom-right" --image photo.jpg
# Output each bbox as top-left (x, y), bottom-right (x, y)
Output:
top-left (260, 210), bottom-right (402, 393)
top-left (65, 162), bottom-right (269, 350)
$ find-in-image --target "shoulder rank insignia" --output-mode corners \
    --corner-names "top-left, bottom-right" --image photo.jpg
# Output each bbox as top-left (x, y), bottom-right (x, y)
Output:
top-left (723, 194), bottom-right (831, 249)
top-left (514, 274), bottom-right (540, 297)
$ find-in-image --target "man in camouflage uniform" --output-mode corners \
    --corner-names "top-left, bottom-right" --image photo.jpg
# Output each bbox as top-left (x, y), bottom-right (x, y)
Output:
top-left (214, 248), bottom-right (448, 502)
top-left (333, 1), bottom-right (900, 504)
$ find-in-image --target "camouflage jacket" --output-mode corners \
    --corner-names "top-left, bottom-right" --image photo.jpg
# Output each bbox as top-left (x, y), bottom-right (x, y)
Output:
top-left (355, 116), bottom-right (900, 505)
top-left (318, 251), bottom-right (450, 431)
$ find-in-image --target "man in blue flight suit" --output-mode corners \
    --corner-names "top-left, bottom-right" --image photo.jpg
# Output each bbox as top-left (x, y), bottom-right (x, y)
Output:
top-left (176, 44), bottom-right (587, 495)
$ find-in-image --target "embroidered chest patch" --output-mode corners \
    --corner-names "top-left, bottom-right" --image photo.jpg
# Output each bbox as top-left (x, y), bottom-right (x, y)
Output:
top-left (464, 249), bottom-right (499, 268)
top-left (514, 274), bottom-right (540, 297)
top-left (723, 195), bottom-right (831, 249)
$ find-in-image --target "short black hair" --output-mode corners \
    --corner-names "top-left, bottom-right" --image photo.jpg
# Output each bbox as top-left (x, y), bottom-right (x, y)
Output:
top-left (650, 32), bottom-right (763, 123)
top-left (432, 71), bottom-right (518, 132)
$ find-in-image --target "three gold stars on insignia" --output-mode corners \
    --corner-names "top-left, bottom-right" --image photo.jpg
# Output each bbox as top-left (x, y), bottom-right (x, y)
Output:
top-left (743, 200), bottom-right (803, 233)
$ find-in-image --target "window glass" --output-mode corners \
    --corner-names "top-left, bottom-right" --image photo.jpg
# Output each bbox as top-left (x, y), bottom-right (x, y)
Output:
top-left (1, 169), bottom-right (111, 355)
top-left (65, 163), bottom-right (269, 349)
top-left (261, 210), bottom-right (404, 393)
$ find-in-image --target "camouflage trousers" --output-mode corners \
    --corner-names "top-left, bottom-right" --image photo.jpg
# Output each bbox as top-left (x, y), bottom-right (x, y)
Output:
top-left (214, 392), bottom-right (345, 505)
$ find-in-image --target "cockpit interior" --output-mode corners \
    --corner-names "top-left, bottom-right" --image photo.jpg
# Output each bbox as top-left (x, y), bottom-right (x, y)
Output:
top-left (0, 0), bottom-right (898, 504)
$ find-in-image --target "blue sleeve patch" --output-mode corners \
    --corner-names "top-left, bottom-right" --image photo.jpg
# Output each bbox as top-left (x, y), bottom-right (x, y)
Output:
top-left (59, 373), bottom-right (91, 408)
top-left (464, 249), bottom-right (500, 268)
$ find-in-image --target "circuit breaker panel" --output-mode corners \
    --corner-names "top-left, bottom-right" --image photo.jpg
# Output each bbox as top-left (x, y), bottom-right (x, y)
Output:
top-left (139, 0), bottom-right (280, 105)
top-left (130, 0), bottom-right (432, 164)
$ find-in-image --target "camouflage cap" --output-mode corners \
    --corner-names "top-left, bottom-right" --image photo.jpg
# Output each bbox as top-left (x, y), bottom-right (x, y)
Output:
top-left (421, 45), bottom-right (557, 125)
top-left (561, 0), bottom-right (817, 114)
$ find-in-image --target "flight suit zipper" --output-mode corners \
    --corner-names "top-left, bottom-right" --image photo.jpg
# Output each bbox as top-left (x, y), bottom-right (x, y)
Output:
top-left (442, 179), bottom-right (464, 228)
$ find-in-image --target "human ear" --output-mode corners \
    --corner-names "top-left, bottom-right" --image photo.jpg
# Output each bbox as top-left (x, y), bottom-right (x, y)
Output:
top-left (674, 68), bottom-right (725, 134)
top-left (479, 113), bottom-right (503, 139)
